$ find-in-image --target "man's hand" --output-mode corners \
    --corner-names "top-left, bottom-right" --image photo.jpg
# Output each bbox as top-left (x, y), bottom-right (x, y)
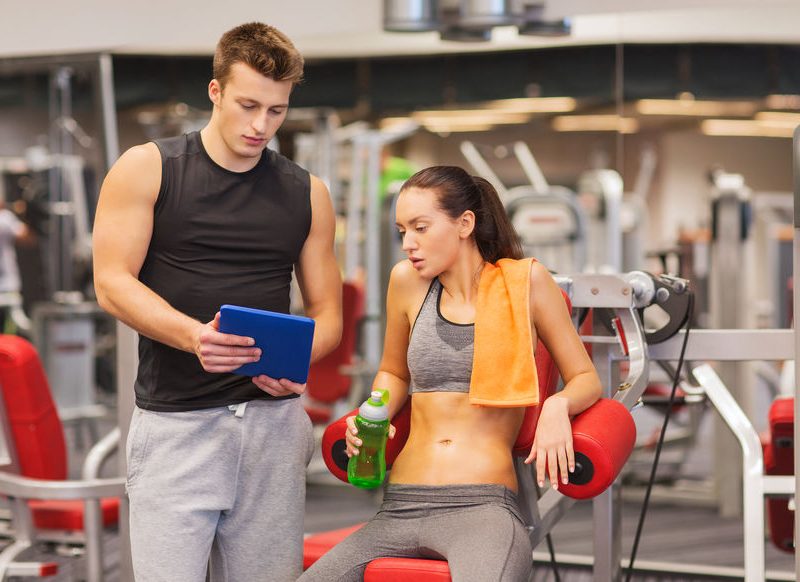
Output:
top-left (194, 312), bottom-right (261, 373)
top-left (252, 375), bottom-right (306, 397)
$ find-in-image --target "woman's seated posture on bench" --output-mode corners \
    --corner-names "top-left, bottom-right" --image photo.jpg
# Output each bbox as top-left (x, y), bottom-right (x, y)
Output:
top-left (299, 166), bottom-right (601, 582)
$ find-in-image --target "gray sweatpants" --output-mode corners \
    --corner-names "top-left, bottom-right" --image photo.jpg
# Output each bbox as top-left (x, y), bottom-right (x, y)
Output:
top-left (126, 398), bottom-right (314, 582)
top-left (299, 484), bottom-right (533, 582)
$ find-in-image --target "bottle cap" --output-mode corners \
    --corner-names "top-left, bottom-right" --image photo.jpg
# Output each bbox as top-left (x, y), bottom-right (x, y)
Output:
top-left (359, 391), bottom-right (389, 421)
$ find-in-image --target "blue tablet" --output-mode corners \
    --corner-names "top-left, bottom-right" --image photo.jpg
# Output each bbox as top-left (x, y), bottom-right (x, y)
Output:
top-left (218, 304), bottom-right (315, 383)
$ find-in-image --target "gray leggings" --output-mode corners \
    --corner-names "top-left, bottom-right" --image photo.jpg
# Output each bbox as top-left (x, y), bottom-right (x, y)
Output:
top-left (300, 484), bottom-right (533, 582)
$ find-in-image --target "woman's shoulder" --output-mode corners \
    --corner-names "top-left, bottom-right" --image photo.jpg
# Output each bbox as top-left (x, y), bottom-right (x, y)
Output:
top-left (390, 259), bottom-right (429, 288)
top-left (389, 260), bottom-right (433, 305)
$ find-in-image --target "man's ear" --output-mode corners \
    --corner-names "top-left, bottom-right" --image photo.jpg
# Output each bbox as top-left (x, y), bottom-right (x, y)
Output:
top-left (208, 79), bottom-right (221, 106)
top-left (459, 210), bottom-right (476, 239)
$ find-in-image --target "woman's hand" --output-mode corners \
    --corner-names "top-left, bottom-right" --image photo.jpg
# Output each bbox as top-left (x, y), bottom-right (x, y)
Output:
top-left (345, 416), bottom-right (396, 457)
top-left (525, 395), bottom-right (574, 490)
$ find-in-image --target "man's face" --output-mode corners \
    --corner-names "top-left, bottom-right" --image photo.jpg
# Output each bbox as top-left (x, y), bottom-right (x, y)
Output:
top-left (209, 62), bottom-right (292, 159)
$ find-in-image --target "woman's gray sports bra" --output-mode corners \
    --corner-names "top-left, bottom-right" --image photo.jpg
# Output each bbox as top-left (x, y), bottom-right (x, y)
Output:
top-left (407, 279), bottom-right (473, 394)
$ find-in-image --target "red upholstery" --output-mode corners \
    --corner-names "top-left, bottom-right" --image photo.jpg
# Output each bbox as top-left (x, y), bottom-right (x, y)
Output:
top-left (29, 498), bottom-right (120, 530)
top-left (764, 397), bottom-right (794, 553)
top-left (0, 335), bottom-right (120, 532)
top-left (307, 282), bottom-right (365, 404)
top-left (0, 335), bottom-right (67, 480)
top-left (558, 398), bottom-right (636, 499)
top-left (304, 282), bottom-right (365, 424)
top-left (365, 558), bottom-right (452, 581)
top-left (303, 523), bottom-right (365, 569)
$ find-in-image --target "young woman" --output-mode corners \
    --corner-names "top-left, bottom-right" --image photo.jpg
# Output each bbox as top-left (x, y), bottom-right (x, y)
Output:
top-left (300, 166), bottom-right (601, 582)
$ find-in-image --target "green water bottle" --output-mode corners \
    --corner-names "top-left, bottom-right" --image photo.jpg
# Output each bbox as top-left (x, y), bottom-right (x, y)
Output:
top-left (347, 390), bottom-right (390, 489)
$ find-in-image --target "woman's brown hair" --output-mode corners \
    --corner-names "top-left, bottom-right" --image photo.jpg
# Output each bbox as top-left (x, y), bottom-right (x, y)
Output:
top-left (401, 166), bottom-right (522, 263)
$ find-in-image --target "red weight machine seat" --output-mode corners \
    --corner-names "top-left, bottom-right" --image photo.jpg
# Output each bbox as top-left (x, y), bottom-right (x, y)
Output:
top-left (763, 396), bottom-right (794, 553)
top-left (304, 282), bottom-right (365, 424)
top-left (0, 335), bottom-right (125, 580)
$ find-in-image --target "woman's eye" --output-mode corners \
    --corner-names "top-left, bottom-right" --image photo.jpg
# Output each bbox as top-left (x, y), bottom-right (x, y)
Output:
top-left (416, 226), bottom-right (427, 233)
top-left (241, 104), bottom-right (256, 110)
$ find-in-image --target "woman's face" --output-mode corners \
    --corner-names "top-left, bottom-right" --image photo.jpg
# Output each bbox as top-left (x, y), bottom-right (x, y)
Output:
top-left (395, 187), bottom-right (465, 278)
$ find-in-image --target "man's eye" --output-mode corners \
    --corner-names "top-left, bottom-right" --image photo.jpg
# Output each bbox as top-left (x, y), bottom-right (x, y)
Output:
top-left (241, 104), bottom-right (257, 110)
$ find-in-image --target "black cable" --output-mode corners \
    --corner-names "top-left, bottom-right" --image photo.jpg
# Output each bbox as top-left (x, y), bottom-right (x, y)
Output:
top-left (624, 293), bottom-right (694, 582)
top-left (544, 530), bottom-right (561, 582)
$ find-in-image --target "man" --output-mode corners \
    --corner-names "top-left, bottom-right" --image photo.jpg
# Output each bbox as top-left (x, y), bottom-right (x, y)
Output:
top-left (93, 22), bottom-right (342, 582)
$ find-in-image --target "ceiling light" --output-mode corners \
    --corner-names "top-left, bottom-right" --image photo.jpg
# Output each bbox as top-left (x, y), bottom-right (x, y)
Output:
top-left (636, 99), bottom-right (757, 117)
top-left (700, 119), bottom-right (795, 138)
top-left (484, 97), bottom-right (576, 113)
top-left (552, 115), bottom-right (639, 133)
top-left (764, 94), bottom-right (800, 110)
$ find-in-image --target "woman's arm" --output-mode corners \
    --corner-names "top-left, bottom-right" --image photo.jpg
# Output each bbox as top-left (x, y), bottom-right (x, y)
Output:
top-left (346, 260), bottom-right (423, 456)
top-left (525, 261), bottom-right (602, 489)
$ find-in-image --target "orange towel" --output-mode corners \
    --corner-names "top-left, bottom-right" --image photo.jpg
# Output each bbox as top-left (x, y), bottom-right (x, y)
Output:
top-left (469, 257), bottom-right (538, 407)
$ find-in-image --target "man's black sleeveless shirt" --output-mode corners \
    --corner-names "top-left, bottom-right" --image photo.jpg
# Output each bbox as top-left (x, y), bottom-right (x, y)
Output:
top-left (135, 131), bottom-right (311, 412)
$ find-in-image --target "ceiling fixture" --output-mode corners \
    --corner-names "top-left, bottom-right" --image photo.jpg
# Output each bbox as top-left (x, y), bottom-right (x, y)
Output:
top-left (635, 98), bottom-right (757, 117)
top-left (552, 114), bottom-right (639, 133)
top-left (383, 0), bottom-right (571, 41)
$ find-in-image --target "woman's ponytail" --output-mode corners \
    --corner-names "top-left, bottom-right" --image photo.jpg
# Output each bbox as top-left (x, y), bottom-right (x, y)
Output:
top-left (471, 176), bottom-right (523, 262)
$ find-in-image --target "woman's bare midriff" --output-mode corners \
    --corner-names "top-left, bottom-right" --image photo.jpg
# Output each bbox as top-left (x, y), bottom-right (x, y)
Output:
top-left (388, 392), bottom-right (526, 491)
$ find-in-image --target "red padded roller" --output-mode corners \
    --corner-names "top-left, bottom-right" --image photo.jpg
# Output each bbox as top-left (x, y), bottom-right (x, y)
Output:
top-left (558, 398), bottom-right (636, 500)
top-left (322, 404), bottom-right (412, 484)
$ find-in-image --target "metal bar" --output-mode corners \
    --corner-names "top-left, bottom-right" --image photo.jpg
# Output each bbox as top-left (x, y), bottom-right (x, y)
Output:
top-left (528, 489), bottom-right (576, 548)
top-left (98, 54), bottom-right (120, 171)
top-left (0, 472), bottom-right (125, 500)
top-left (512, 141), bottom-right (549, 193)
top-left (459, 141), bottom-right (508, 199)
top-left (344, 138), bottom-right (366, 280)
top-left (556, 273), bottom-right (635, 309)
top-left (793, 124), bottom-right (800, 582)
top-left (0, 52), bottom-right (104, 75)
top-left (83, 498), bottom-right (104, 582)
top-left (116, 322), bottom-right (137, 582)
top-left (693, 364), bottom-right (765, 582)
top-left (593, 485), bottom-right (622, 582)
top-left (82, 427), bottom-right (120, 480)
top-left (363, 135), bottom-right (382, 371)
top-left (648, 329), bottom-right (793, 361)
top-left (763, 475), bottom-right (794, 496)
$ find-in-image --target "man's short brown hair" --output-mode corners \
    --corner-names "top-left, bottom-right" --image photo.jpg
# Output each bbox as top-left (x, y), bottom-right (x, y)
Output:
top-left (214, 22), bottom-right (304, 88)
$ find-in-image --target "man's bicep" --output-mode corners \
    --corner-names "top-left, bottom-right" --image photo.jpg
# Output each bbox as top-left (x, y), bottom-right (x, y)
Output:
top-left (295, 177), bottom-right (340, 313)
top-left (93, 145), bottom-right (160, 278)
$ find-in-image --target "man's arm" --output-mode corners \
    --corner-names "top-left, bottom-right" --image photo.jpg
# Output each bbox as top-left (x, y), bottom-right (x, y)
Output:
top-left (93, 143), bottom-right (260, 373)
top-left (294, 175), bottom-right (343, 363)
